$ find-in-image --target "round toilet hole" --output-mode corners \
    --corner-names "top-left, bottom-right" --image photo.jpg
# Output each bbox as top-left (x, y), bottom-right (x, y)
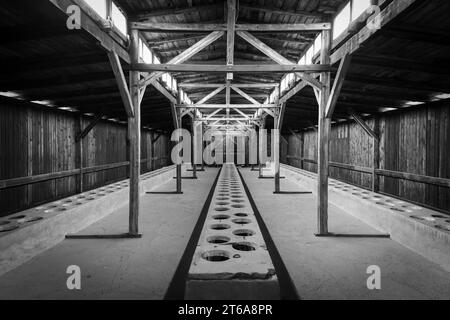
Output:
top-left (232, 204), bottom-right (245, 209)
top-left (232, 242), bottom-right (256, 252)
top-left (232, 199), bottom-right (245, 203)
top-left (214, 207), bottom-right (230, 212)
top-left (235, 213), bottom-right (249, 217)
top-left (9, 215), bottom-right (26, 220)
top-left (217, 197), bottom-right (229, 201)
top-left (216, 201), bottom-right (230, 206)
top-left (436, 225), bottom-right (450, 232)
top-left (233, 229), bottom-right (255, 237)
top-left (207, 236), bottom-right (231, 244)
top-left (212, 214), bottom-right (230, 220)
top-left (201, 250), bottom-right (231, 262)
top-left (210, 223), bottom-right (231, 230)
top-left (232, 218), bottom-right (252, 225)
top-left (0, 224), bottom-right (19, 233)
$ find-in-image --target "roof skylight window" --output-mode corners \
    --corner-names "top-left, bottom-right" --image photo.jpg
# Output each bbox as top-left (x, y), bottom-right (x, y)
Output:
top-left (111, 1), bottom-right (127, 36)
top-left (351, 0), bottom-right (372, 21)
top-left (333, 2), bottom-right (351, 39)
top-left (84, 0), bottom-right (108, 19)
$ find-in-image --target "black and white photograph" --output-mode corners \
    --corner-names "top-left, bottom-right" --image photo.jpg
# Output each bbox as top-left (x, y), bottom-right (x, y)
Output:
top-left (0, 0), bottom-right (449, 310)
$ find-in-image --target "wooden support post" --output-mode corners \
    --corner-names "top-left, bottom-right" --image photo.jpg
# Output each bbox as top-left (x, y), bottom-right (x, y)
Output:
top-left (226, 0), bottom-right (236, 81)
top-left (201, 122), bottom-right (205, 171)
top-left (316, 30), bottom-right (332, 236)
top-left (300, 132), bottom-right (305, 170)
top-left (27, 109), bottom-right (33, 205)
top-left (258, 122), bottom-right (265, 178)
top-left (191, 116), bottom-right (197, 179)
top-left (176, 89), bottom-right (183, 193)
top-left (126, 127), bottom-right (130, 178)
top-left (129, 28), bottom-right (141, 237)
top-left (274, 117), bottom-right (281, 193)
top-left (372, 116), bottom-right (380, 192)
top-left (76, 115), bottom-right (84, 193)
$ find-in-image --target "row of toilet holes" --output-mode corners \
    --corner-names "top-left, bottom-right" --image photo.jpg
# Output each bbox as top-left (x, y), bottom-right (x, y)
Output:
top-left (202, 170), bottom-right (258, 260)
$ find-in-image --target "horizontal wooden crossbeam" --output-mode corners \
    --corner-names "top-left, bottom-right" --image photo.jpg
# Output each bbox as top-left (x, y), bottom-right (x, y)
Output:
top-left (130, 22), bottom-right (332, 32)
top-left (131, 63), bottom-right (330, 73)
top-left (179, 83), bottom-right (279, 88)
top-left (175, 104), bottom-right (278, 109)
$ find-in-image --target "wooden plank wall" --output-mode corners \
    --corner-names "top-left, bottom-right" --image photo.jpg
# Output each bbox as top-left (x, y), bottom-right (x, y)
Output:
top-left (283, 102), bottom-right (450, 213)
top-left (0, 99), bottom-right (170, 217)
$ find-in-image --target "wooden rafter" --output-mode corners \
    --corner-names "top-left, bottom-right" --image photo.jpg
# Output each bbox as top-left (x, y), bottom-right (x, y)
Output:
top-left (330, 0), bottom-right (418, 64)
top-left (140, 31), bottom-right (225, 87)
top-left (231, 87), bottom-right (260, 105)
top-left (195, 86), bottom-right (226, 105)
top-left (237, 31), bottom-right (324, 90)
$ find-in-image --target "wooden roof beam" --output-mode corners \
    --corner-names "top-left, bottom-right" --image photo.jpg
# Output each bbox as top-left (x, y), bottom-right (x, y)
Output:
top-left (131, 22), bottom-right (331, 32)
top-left (237, 30), bottom-right (324, 90)
top-left (49, 0), bottom-right (129, 63)
top-left (140, 31), bottom-right (225, 87)
top-left (132, 63), bottom-right (330, 73)
top-left (330, 0), bottom-right (419, 64)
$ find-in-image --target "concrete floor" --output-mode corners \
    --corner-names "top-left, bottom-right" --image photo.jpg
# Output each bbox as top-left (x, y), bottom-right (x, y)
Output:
top-left (1, 165), bottom-right (449, 300)
top-left (0, 168), bottom-right (219, 300)
top-left (240, 168), bottom-right (450, 300)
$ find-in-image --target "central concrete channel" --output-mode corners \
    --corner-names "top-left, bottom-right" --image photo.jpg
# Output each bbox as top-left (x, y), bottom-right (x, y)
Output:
top-left (185, 164), bottom-right (280, 300)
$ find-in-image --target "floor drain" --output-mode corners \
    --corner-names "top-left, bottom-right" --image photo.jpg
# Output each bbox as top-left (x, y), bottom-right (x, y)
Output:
top-left (201, 250), bottom-right (231, 262)
top-left (212, 214), bottom-right (230, 220)
top-left (210, 223), bottom-right (231, 230)
top-left (233, 229), bottom-right (255, 237)
top-left (232, 218), bottom-right (252, 225)
top-left (207, 236), bottom-right (231, 244)
top-left (232, 242), bottom-right (256, 251)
